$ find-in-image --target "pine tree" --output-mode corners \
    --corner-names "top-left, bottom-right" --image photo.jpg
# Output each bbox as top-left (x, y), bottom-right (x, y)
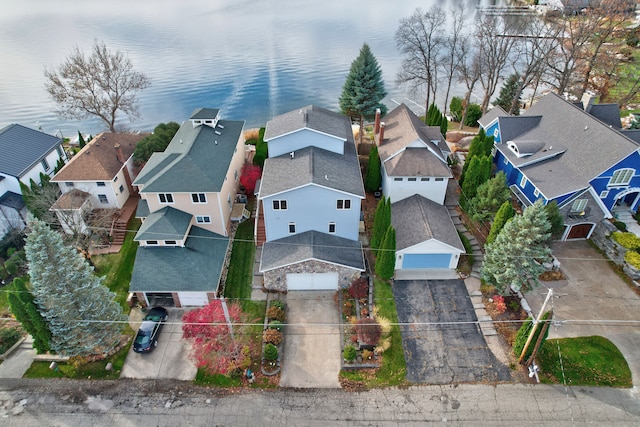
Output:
top-left (365, 145), bottom-right (381, 192)
top-left (460, 155), bottom-right (492, 208)
top-left (494, 73), bottom-right (521, 115)
top-left (371, 197), bottom-right (390, 254)
top-left (469, 172), bottom-right (511, 222)
top-left (8, 277), bottom-right (51, 353)
top-left (339, 43), bottom-right (387, 143)
top-left (24, 217), bottom-right (126, 357)
top-left (459, 128), bottom-right (489, 188)
top-left (486, 201), bottom-right (515, 245)
top-left (481, 200), bottom-right (552, 294)
top-left (78, 131), bottom-right (86, 148)
top-left (544, 201), bottom-right (565, 241)
top-left (375, 226), bottom-right (396, 280)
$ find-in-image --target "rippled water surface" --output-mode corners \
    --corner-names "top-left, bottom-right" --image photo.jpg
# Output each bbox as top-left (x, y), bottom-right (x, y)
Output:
top-left (0, 0), bottom-right (506, 135)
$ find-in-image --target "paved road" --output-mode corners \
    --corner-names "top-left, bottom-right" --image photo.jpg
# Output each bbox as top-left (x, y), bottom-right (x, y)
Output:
top-left (393, 279), bottom-right (510, 384)
top-left (1, 379), bottom-right (639, 425)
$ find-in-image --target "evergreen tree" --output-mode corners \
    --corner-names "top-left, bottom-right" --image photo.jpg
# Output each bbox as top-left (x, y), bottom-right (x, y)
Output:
top-left (459, 128), bottom-right (489, 187)
top-left (486, 201), bottom-right (515, 245)
top-left (133, 122), bottom-right (180, 165)
top-left (8, 277), bottom-right (51, 353)
top-left (481, 200), bottom-right (552, 294)
top-left (339, 43), bottom-right (387, 143)
top-left (365, 145), bottom-right (381, 192)
top-left (24, 217), bottom-right (126, 357)
top-left (371, 197), bottom-right (390, 254)
top-left (77, 131), bottom-right (86, 148)
top-left (460, 155), bottom-right (492, 208)
top-left (544, 201), bottom-right (565, 241)
top-left (469, 172), bottom-right (511, 222)
top-left (375, 226), bottom-right (396, 280)
top-left (494, 73), bottom-right (521, 115)
top-left (449, 96), bottom-right (463, 122)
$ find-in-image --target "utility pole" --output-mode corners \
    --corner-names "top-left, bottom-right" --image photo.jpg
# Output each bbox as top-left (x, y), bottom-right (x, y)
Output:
top-left (219, 297), bottom-right (235, 341)
top-left (518, 288), bottom-right (553, 364)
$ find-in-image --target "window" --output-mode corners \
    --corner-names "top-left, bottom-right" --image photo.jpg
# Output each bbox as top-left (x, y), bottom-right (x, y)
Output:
top-left (435, 177), bottom-right (444, 182)
top-left (571, 199), bottom-right (588, 213)
top-left (228, 193), bottom-right (232, 208)
top-left (146, 240), bottom-right (158, 245)
top-left (394, 177), bottom-right (403, 181)
top-left (336, 199), bottom-right (351, 210)
top-left (98, 194), bottom-right (108, 204)
top-left (41, 159), bottom-right (50, 171)
top-left (534, 188), bottom-right (540, 197)
top-left (273, 200), bottom-right (287, 210)
top-left (119, 185), bottom-right (124, 193)
top-left (421, 177), bottom-right (430, 182)
top-left (113, 176), bottom-right (118, 182)
top-left (158, 193), bottom-right (174, 204)
top-left (56, 146), bottom-right (64, 158)
top-left (165, 240), bottom-right (177, 245)
top-left (288, 222), bottom-right (296, 233)
top-left (66, 182), bottom-right (74, 188)
top-left (503, 156), bottom-right (509, 165)
top-left (408, 177), bottom-right (417, 182)
top-left (191, 193), bottom-right (207, 203)
top-left (493, 128), bottom-right (499, 138)
top-left (520, 175), bottom-right (527, 188)
top-left (600, 190), bottom-right (609, 198)
top-left (609, 168), bottom-right (634, 187)
top-left (97, 181), bottom-right (105, 187)
top-left (328, 222), bottom-right (336, 233)
top-left (234, 169), bottom-right (238, 182)
top-left (196, 216), bottom-right (211, 224)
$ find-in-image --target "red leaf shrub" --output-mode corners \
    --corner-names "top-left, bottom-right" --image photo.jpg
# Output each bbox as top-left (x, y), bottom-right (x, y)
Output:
top-left (493, 295), bottom-right (507, 314)
top-left (356, 318), bottom-right (381, 346)
top-left (239, 163), bottom-right (262, 195)
top-left (349, 277), bottom-right (368, 299)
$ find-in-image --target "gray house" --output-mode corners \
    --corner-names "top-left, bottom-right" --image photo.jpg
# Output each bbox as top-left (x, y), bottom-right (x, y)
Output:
top-left (258, 106), bottom-right (365, 291)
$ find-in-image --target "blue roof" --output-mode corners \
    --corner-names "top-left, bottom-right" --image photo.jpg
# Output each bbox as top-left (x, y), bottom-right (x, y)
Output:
top-left (0, 124), bottom-right (62, 178)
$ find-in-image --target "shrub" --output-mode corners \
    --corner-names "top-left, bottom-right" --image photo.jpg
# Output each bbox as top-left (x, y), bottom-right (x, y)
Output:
top-left (0, 327), bottom-right (23, 353)
top-left (513, 312), bottom-right (552, 361)
top-left (464, 103), bottom-right (482, 127)
top-left (612, 232), bottom-right (640, 250)
top-left (266, 306), bottom-right (285, 321)
top-left (361, 349), bottom-right (373, 361)
top-left (270, 300), bottom-right (285, 311)
top-left (3, 259), bottom-right (18, 276)
top-left (263, 328), bottom-right (283, 345)
top-left (268, 320), bottom-right (283, 332)
top-left (263, 343), bottom-right (278, 361)
top-left (625, 250), bottom-right (640, 269)
top-left (493, 295), bottom-right (507, 314)
top-left (349, 277), bottom-right (368, 299)
top-left (343, 345), bottom-right (357, 362)
top-left (356, 318), bottom-right (382, 346)
top-left (508, 300), bottom-right (521, 312)
top-left (613, 221), bottom-right (627, 232)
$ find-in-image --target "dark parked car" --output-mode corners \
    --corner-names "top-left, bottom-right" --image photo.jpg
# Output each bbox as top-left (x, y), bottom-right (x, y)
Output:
top-left (133, 307), bottom-right (169, 353)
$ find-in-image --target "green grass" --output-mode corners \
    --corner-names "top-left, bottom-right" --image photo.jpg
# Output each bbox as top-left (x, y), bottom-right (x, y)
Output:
top-left (223, 218), bottom-right (255, 300)
top-left (340, 279), bottom-right (407, 388)
top-left (23, 333), bottom-right (133, 380)
top-left (537, 336), bottom-right (632, 388)
top-left (93, 218), bottom-right (141, 310)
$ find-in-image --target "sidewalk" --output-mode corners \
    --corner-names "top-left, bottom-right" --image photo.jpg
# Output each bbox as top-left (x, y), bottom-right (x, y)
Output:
top-left (0, 336), bottom-right (35, 379)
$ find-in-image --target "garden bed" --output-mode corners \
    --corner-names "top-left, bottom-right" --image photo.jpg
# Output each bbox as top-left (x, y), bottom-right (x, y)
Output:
top-left (261, 297), bottom-right (285, 376)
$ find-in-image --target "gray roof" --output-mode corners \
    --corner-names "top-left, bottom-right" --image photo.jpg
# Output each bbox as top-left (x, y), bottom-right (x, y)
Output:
top-left (260, 230), bottom-right (365, 272)
top-left (264, 105), bottom-right (350, 142)
top-left (190, 108), bottom-right (219, 120)
top-left (0, 191), bottom-right (25, 210)
top-left (134, 206), bottom-right (193, 241)
top-left (0, 124), bottom-right (62, 178)
top-left (384, 147), bottom-right (452, 178)
top-left (621, 130), bottom-right (640, 144)
top-left (130, 225), bottom-right (229, 293)
top-left (134, 110), bottom-right (244, 193)
top-left (495, 93), bottom-right (639, 199)
top-left (589, 104), bottom-right (622, 129)
top-left (557, 188), bottom-right (606, 226)
top-left (392, 194), bottom-right (464, 252)
top-left (136, 198), bottom-right (150, 218)
top-left (477, 105), bottom-right (509, 128)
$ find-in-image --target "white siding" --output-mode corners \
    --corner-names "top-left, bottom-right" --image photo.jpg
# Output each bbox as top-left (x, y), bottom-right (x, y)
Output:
top-left (384, 175), bottom-right (449, 204)
top-left (395, 239), bottom-right (462, 270)
top-left (267, 129), bottom-right (345, 157)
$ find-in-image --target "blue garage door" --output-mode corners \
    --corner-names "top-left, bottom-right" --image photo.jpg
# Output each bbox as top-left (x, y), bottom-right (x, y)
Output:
top-left (402, 253), bottom-right (451, 269)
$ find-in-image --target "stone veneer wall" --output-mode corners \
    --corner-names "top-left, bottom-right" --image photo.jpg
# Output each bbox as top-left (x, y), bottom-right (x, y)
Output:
top-left (263, 259), bottom-right (362, 292)
top-left (590, 220), bottom-right (640, 280)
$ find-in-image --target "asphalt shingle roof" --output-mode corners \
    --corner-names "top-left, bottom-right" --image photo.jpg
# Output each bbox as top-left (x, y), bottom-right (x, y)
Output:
top-left (0, 191), bottom-right (25, 210)
top-left (52, 133), bottom-right (145, 182)
top-left (392, 194), bottom-right (464, 252)
top-left (264, 105), bottom-right (349, 142)
top-left (134, 110), bottom-right (244, 193)
top-left (129, 225), bottom-right (229, 293)
top-left (0, 124), bottom-right (62, 178)
top-left (260, 230), bottom-right (365, 272)
top-left (50, 189), bottom-right (91, 210)
top-left (134, 206), bottom-right (193, 241)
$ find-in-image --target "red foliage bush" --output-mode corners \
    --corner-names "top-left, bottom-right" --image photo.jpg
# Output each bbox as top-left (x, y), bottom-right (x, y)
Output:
top-left (349, 277), bottom-right (368, 299)
top-left (493, 295), bottom-right (507, 314)
top-left (239, 163), bottom-right (262, 195)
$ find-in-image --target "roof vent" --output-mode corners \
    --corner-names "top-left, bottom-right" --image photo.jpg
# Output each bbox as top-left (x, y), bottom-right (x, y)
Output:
top-left (290, 151), bottom-right (294, 159)
top-left (215, 141), bottom-right (218, 145)
top-left (584, 126), bottom-right (588, 131)
top-left (325, 174), bottom-right (329, 180)
top-left (215, 130), bottom-right (221, 135)
top-left (218, 124), bottom-right (224, 129)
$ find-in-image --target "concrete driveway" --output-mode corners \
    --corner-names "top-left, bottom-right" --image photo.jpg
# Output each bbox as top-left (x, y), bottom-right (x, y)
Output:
top-left (393, 279), bottom-right (511, 384)
top-left (120, 308), bottom-right (197, 380)
top-left (526, 240), bottom-right (640, 387)
top-left (279, 291), bottom-right (341, 388)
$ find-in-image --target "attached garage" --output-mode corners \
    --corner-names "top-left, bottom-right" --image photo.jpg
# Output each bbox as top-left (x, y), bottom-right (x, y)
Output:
top-left (177, 292), bottom-right (210, 306)
top-left (402, 253), bottom-right (452, 269)
top-left (565, 223), bottom-right (594, 240)
top-left (286, 272), bottom-right (338, 291)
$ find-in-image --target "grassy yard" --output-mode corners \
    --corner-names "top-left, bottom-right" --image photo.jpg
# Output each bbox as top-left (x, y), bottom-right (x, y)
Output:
top-left (537, 336), bottom-right (632, 388)
top-left (93, 218), bottom-right (141, 310)
top-left (223, 218), bottom-right (255, 300)
top-left (340, 279), bottom-right (407, 388)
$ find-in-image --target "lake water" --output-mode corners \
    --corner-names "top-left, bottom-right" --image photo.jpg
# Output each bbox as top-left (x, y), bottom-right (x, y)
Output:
top-left (0, 0), bottom-right (507, 136)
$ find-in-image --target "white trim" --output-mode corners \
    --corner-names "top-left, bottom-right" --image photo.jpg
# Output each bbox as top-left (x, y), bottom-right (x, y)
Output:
top-left (260, 183), bottom-right (365, 200)
top-left (264, 127), bottom-right (346, 143)
top-left (259, 256), bottom-right (365, 273)
top-left (399, 239), bottom-right (465, 255)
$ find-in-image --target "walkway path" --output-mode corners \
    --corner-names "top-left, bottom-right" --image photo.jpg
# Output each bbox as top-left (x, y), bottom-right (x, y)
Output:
top-left (0, 336), bottom-right (35, 379)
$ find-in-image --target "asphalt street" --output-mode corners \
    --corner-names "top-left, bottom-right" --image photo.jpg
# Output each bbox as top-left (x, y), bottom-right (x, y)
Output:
top-left (1, 379), bottom-right (639, 425)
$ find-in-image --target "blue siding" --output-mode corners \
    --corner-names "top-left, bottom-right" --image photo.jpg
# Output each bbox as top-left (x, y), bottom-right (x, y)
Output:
top-left (590, 151), bottom-right (640, 211)
top-left (483, 122), bottom-right (501, 143)
top-left (403, 253), bottom-right (451, 269)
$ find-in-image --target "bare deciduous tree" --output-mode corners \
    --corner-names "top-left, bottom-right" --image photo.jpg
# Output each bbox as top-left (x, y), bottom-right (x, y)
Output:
top-left (439, 3), bottom-right (467, 116)
top-left (455, 36), bottom-right (482, 129)
top-left (44, 40), bottom-right (150, 132)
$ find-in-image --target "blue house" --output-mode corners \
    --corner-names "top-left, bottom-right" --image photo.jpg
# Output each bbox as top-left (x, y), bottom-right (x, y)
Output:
top-left (479, 93), bottom-right (640, 240)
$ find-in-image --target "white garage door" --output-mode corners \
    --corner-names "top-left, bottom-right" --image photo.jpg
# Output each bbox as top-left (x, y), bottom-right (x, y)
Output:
top-left (177, 292), bottom-right (210, 306)
top-left (286, 272), bottom-right (338, 291)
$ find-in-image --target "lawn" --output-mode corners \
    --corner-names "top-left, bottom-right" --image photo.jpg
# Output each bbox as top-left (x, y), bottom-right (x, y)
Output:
top-left (93, 218), bottom-right (141, 310)
top-left (537, 336), bottom-right (632, 388)
top-left (340, 279), bottom-right (407, 388)
top-left (223, 218), bottom-right (255, 300)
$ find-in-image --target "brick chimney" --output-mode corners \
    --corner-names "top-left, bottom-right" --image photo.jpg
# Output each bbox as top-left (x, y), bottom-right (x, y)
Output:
top-left (374, 108), bottom-right (381, 134)
top-left (114, 143), bottom-right (125, 163)
top-left (377, 122), bottom-right (385, 146)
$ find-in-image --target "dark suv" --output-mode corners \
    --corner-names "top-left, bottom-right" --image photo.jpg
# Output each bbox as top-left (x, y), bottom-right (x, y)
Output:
top-left (133, 307), bottom-right (169, 353)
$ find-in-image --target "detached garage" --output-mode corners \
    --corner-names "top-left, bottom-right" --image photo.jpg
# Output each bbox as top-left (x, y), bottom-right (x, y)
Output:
top-left (392, 195), bottom-right (464, 272)
top-left (260, 231), bottom-right (365, 292)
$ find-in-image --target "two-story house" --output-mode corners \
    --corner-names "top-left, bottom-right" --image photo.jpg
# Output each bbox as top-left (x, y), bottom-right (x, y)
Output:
top-left (129, 108), bottom-right (246, 307)
top-left (257, 106), bottom-right (366, 291)
top-left (0, 124), bottom-right (66, 238)
top-left (50, 132), bottom-right (145, 236)
top-left (479, 92), bottom-right (640, 240)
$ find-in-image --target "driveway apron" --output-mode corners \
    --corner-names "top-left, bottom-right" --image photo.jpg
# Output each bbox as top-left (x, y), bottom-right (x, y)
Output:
top-left (280, 291), bottom-right (341, 388)
top-left (393, 279), bottom-right (511, 384)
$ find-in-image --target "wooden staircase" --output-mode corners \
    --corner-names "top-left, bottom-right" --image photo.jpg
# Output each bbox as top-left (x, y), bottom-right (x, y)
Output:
top-left (111, 218), bottom-right (128, 245)
top-left (256, 203), bottom-right (266, 246)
